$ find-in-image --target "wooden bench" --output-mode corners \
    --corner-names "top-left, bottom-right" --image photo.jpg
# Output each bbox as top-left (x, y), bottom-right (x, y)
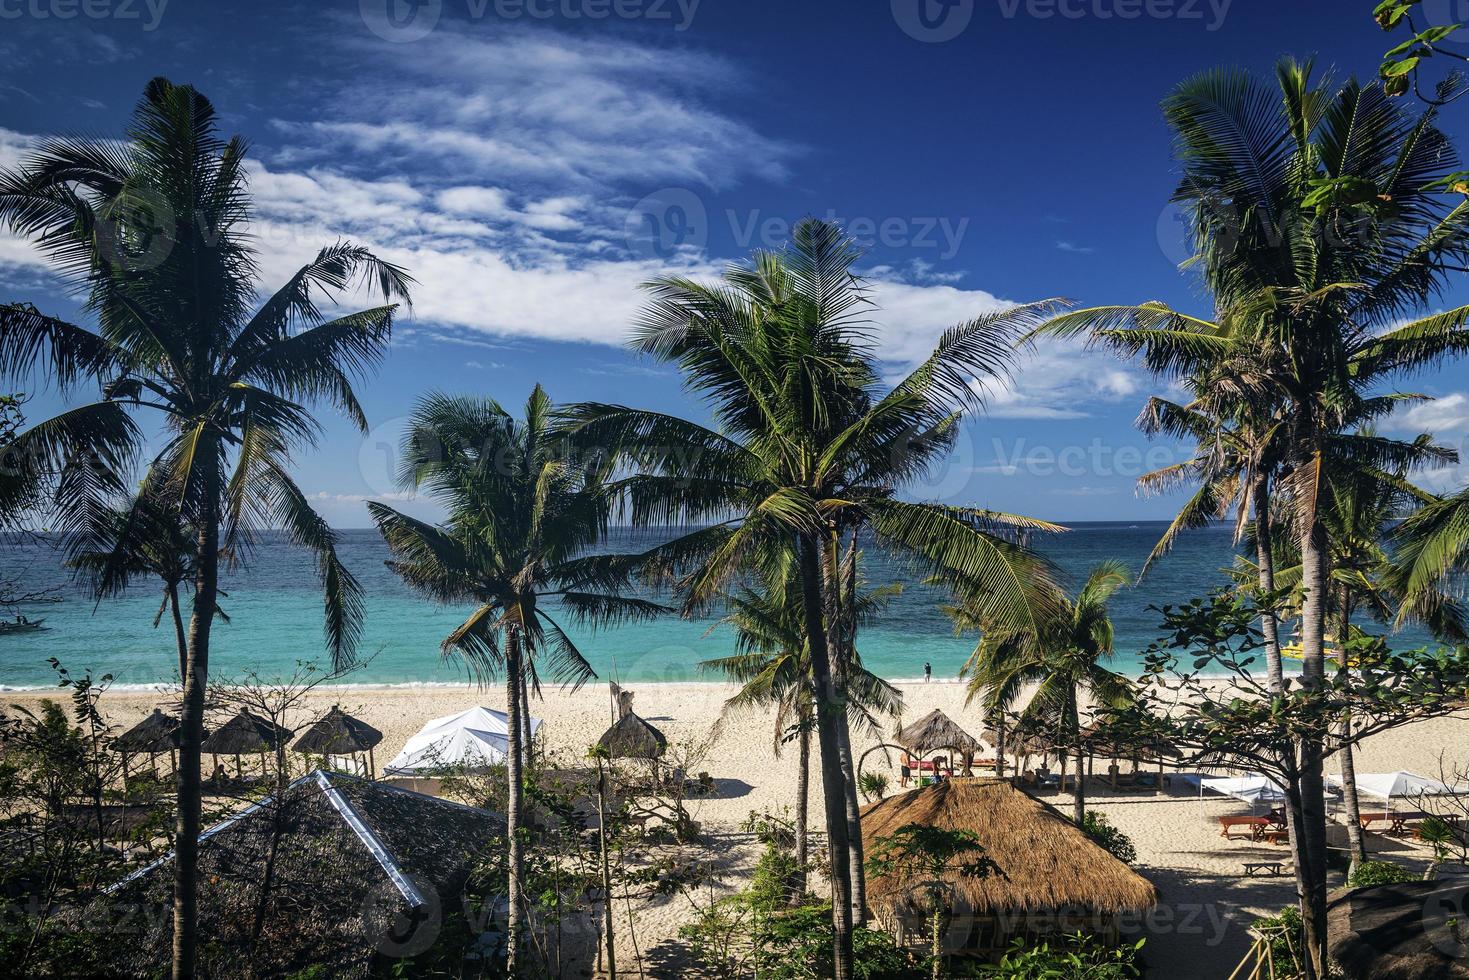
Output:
top-left (1243, 861), bottom-right (1287, 878)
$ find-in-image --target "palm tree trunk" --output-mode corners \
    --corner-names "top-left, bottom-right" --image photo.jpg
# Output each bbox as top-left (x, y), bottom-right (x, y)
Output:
top-left (1069, 696), bottom-right (1085, 824)
top-left (167, 581), bottom-right (188, 682)
top-left (1251, 475), bottom-right (1285, 693)
top-left (1297, 513), bottom-right (1332, 979)
top-left (172, 488), bottom-right (219, 980)
top-left (822, 529), bottom-right (868, 928)
top-left (797, 534), bottom-right (854, 980)
top-left (795, 712), bottom-right (811, 898)
top-left (505, 629), bottom-right (526, 973)
top-left (1335, 589), bottom-right (1367, 871)
top-left (520, 674), bottom-right (534, 767)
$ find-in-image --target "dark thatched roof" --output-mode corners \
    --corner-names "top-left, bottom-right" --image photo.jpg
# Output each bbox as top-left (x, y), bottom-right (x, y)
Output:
top-left (200, 710), bottom-right (291, 755)
top-left (597, 712), bottom-right (667, 760)
top-left (897, 709), bottom-right (984, 756)
top-left (291, 706), bottom-right (384, 755)
top-left (862, 778), bottom-right (1159, 917)
top-left (110, 708), bottom-right (180, 754)
top-left (103, 770), bottom-right (503, 979)
top-left (1328, 880), bottom-right (1469, 980)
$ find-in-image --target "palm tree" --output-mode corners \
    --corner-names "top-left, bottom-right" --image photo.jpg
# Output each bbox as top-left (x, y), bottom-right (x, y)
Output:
top-left (0, 79), bottom-right (410, 979)
top-left (369, 387), bottom-right (665, 973)
top-left (1037, 61), bottom-right (1469, 974)
top-left (560, 218), bottom-right (1062, 979)
top-left (703, 556), bottom-right (903, 896)
top-left (959, 561), bottom-right (1135, 824)
top-left (1243, 440), bottom-right (1468, 870)
top-left (1390, 485), bottom-right (1469, 618)
top-left (68, 497), bottom-right (219, 680)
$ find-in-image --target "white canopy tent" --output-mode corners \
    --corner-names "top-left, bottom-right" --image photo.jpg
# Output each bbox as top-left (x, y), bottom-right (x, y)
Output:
top-left (383, 706), bottom-right (542, 776)
top-left (1327, 771), bottom-right (1465, 803)
top-left (1203, 774), bottom-right (1287, 806)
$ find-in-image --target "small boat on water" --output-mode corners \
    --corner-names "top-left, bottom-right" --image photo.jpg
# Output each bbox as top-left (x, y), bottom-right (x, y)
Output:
top-left (0, 618), bottom-right (47, 635)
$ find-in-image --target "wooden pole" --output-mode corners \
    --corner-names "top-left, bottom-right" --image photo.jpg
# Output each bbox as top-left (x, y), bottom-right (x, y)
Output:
top-left (597, 757), bottom-right (617, 980)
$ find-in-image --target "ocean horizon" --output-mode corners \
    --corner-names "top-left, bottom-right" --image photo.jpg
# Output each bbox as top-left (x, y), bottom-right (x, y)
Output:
top-left (0, 522), bottom-right (1440, 691)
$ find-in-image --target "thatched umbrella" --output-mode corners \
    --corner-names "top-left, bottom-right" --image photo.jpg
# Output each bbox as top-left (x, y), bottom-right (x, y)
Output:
top-left (896, 708), bottom-right (984, 776)
top-left (1328, 880), bottom-right (1469, 979)
top-left (110, 708), bottom-right (182, 784)
top-left (861, 778), bottom-right (1158, 954)
top-left (201, 710), bottom-right (291, 780)
top-left (597, 712), bottom-right (667, 761)
top-left (1080, 722), bottom-right (1181, 794)
top-left (291, 707), bottom-right (384, 778)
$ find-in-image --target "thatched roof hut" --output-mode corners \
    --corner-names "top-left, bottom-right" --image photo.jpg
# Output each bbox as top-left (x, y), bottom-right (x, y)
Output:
top-left (597, 712), bottom-right (667, 760)
top-left (897, 709), bottom-right (984, 756)
top-left (103, 770), bottom-right (504, 978)
top-left (201, 710), bottom-right (291, 755)
top-left (1328, 880), bottom-right (1469, 979)
top-left (292, 706), bottom-right (383, 755)
top-left (862, 779), bottom-right (1158, 926)
top-left (110, 708), bottom-right (180, 754)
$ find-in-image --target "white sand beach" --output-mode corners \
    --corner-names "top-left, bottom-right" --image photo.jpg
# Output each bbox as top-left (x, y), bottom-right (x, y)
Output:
top-left (14, 681), bottom-right (1468, 979)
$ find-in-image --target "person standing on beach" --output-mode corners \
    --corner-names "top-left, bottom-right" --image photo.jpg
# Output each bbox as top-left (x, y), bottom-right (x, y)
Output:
top-left (924, 662), bottom-right (932, 683)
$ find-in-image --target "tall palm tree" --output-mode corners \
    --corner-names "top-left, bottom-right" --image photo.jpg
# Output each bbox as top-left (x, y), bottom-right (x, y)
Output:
top-left (560, 218), bottom-right (1062, 979)
top-left (703, 556), bottom-right (903, 896)
top-left (0, 79), bottom-right (410, 979)
top-left (1037, 61), bottom-right (1469, 974)
top-left (1390, 485), bottom-right (1469, 617)
top-left (369, 387), bottom-right (665, 974)
top-left (68, 496), bottom-right (219, 680)
top-left (1242, 440), bottom-right (1468, 869)
top-left (959, 561), bottom-right (1135, 824)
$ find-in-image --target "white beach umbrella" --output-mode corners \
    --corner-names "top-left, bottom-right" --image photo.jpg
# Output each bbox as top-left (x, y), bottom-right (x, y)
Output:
top-left (383, 706), bottom-right (542, 776)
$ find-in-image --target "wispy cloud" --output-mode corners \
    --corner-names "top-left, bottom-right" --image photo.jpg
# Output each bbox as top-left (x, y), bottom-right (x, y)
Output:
top-left (1055, 240), bottom-right (1095, 254)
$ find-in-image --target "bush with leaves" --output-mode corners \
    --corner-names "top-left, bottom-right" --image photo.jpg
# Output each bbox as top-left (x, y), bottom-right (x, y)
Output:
top-left (1081, 812), bottom-right (1137, 866)
top-left (859, 772), bottom-right (890, 803)
top-left (1346, 859), bottom-right (1419, 888)
top-left (969, 932), bottom-right (1144, 979)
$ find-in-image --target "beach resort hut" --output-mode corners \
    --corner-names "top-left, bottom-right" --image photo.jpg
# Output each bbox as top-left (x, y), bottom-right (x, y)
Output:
top-left (102, 770), bottom-right (504, 978)
top-left (292, 706), bottom-right (384, 777)
top-left (1327, 879), bottom-right (1469, 979)
top-left (862, 778), bottom-right (1158, 962)
top-left (200, 709), bottom-right (291, 781)
top-left (596, 711), bottom-right (667, 761)
top-left (897, 708), bottom-right (984, 777)
top-left (110, 708), bottom-right (181, 781)
top-left (383, 705), bottom-right (541, 779)
top-left (1081, 723), bottom-right (1179, 792)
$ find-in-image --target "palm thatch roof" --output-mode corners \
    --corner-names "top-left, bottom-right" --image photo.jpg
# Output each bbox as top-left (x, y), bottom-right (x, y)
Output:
top-left (896, 709), bottom-right (984, 756)
top-left (1328, 880), bottom-right (1469, 980)
top-left (291, 707), bottom-right (383, 755)
top-left (596, 712), bottom-right (667, 760)
top-left (1080, 722), bottom-right (1182, 762)
top-left (110, 708), bottom-right (180, 754)
top-left (102, 770), bottom-right (503, 978)
top-left (862, 778), bottom-right (1158, 917)
top-left (200, 710), bottom-right (291, 755)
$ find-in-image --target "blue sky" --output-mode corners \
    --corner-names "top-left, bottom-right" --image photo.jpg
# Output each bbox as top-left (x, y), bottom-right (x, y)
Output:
top-left (2, 0), bottom-right (1468, 526)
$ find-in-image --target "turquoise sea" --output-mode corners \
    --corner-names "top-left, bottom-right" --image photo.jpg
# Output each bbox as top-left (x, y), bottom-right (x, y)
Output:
top-left (0, 523), bottom-right (1441, 689)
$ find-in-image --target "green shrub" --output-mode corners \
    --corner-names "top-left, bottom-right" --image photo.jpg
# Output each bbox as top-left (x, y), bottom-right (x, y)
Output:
top-left (1250, 906), bottom-right (1304, 978)
top-left (1347, 859), bottom-right (1419, 888)
top-left (854, 928), bottom-right (923, 979)
top-left (968, 932), bottom-right (1144, 978)
top-left (860, 772), bottom-right (891, 803)
top-left (1082, 812), bottom-right (1137, 865)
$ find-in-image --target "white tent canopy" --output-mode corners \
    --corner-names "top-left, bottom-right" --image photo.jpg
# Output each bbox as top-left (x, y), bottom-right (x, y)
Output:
top-left (1203, 774), bottom-right (1287, 805)
top-left (1327, 771), bottom-right (1464, 801)
top-left (383, 706), bottom-right (542, 776)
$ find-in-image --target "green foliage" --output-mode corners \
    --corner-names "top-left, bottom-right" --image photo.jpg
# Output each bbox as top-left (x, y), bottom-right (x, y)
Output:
top-left (853, 929), bottom-right (922, 980)
top-left (859, 771), bottom-right (890, 803)
top-left (1250, 906), bottom-right (1305, 979)
top-left (969, 932), bottom-right (1144, 979)
top-left (1347, 859), bottom-right (1420, 888)
top-left (1081, 812), bottom-right (1137, 866)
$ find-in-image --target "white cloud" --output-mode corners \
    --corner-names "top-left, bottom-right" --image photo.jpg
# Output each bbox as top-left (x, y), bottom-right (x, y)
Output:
top-left (1394, 393), bottom-right (1469, 436)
